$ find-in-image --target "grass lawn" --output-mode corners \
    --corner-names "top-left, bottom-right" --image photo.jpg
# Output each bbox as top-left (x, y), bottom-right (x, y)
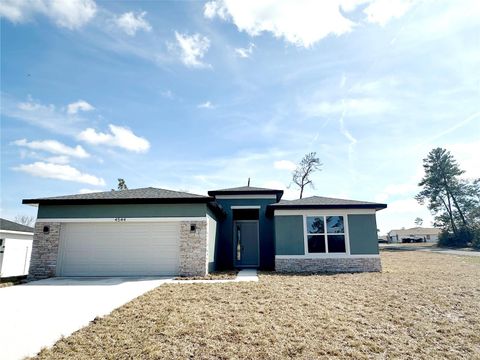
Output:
top-left (174, 270), bottom-right (238, 281)
top-left (34, 251), bottom-right (480, 359)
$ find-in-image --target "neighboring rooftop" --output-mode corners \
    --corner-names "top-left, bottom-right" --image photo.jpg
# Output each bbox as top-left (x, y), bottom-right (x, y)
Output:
top-left (388, 227), bottom-right (441, 236)
top-left (23, 187), bottom-right (213, 205)
top-left (269, 196), bottom-right (387, 210)
top-left (0, 218), bottom-right (34, 233)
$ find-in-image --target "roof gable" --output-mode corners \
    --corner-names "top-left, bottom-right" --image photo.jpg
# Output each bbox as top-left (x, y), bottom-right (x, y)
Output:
top-left (0, 218), bottom-right (34, 233)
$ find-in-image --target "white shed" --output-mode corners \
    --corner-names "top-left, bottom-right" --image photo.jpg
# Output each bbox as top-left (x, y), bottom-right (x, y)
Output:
top-left (0, 218), bottom-right (34, 278)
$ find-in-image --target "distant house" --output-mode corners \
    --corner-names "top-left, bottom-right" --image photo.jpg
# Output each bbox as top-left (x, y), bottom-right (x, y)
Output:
top-left (0, 218), bottom-right (34, 278)
top-left (387, 227), bottom-right (441, 243)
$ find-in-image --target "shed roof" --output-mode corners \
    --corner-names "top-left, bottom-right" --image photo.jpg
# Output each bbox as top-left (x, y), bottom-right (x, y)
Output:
top-left (0, 218), bottom-right (34, 233)
top-left (23, 187), bottom-right (213, 205)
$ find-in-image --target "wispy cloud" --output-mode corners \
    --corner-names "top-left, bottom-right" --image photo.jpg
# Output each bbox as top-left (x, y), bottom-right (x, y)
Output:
top-left (78, 124), bottom-right (150, 153)
top-left (114, 11), bottom-right (152, 36)
top-left (2, 95), bottom-right (83, 135)
top-left (173, 32), bottom-right (211, 68)
top-left (67, 100), bottom-right (95, 115)
top-left (235, 43), bottom-right (255, 58)
top-left (13, 139), bottom-right (90, 158)
top-left (198, 101), bottom-right (215, 109)
top-left (14, 161), bottom-right (105, 186)
top-left (0, 0), bottom-right (97, 29)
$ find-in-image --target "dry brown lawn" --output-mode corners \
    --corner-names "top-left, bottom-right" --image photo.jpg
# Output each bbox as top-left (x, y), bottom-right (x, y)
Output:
top-left (34, 251), bottom-right (480, 359)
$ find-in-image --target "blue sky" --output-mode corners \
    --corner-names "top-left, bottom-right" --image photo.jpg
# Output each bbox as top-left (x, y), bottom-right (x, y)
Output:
top-left (1, 0), bottom-right (479, 233)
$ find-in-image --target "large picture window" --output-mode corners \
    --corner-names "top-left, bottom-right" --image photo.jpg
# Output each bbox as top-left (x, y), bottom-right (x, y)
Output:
top-left (306, 216), bottom-right (346, 253)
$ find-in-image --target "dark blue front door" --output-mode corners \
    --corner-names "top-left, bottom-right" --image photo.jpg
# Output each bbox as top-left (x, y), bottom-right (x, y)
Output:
top-left (234, 221), bottom-right (259, 268)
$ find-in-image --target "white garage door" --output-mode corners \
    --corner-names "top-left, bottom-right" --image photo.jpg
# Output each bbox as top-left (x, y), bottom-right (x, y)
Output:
top-left (57, 222), bottom-right (180, 276)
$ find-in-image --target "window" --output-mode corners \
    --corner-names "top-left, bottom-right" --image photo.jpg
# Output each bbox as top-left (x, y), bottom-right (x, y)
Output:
top-left (306, 216), bottom-right (346, 253)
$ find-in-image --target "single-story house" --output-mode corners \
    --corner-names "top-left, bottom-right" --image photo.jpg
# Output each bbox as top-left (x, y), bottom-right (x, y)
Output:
top-left (387, 227), bottom-right (441, 243)
top-left (0, 218), bottom-right (34, 278)
top-left (23, 186), bottom-right (387, 279)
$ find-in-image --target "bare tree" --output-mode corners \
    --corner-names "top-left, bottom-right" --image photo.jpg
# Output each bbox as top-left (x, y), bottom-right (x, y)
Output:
top-left (292, 152), bottom-right (322, 199)
top-left (14, 215), bottom-right (35, 227)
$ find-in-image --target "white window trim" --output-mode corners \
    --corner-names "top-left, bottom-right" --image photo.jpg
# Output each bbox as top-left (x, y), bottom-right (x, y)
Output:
top-left (303, 213), bottom-right (351, 257)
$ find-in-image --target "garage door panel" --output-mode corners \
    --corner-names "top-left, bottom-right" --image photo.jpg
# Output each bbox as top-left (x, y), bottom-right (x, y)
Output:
top-left (58, 222), bottom-right (181, 276)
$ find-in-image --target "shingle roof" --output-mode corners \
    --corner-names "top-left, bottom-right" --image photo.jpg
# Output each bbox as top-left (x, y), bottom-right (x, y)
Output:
top-left (270, 196), bottom-right (387, 210)
top-left (23, 187), bottom-right (213, 205)
top-left (0, 218), bottom-right (34, 233)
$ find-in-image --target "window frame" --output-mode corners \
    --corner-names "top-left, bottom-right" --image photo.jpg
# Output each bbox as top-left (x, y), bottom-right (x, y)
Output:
top-left (303, 212), bottom-right (351, 256)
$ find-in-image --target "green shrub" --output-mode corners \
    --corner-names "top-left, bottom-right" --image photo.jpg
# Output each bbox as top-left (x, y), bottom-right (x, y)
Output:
top-left (472, 228), bottom-right (480, 250)
top-left (438, 227), bottom-right (473, 248)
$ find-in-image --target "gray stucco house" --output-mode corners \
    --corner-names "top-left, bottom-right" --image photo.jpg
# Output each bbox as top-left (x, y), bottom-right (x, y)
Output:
top-left (23, 186), bottom-right (386, 279)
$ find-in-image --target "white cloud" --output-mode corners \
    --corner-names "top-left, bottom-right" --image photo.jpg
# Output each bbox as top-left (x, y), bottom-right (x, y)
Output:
top-left (235, 43), bottom-right (255, 58)
top-left (114, 11), bottom-right (152, 36)
top-left (0, 0), bottom-right (97, 29)
top-left (78, 124), bottom-right (150, 153)
top-left (45, 155), bottom-right (70, 164)
top-left (204, 0), bottom-right (416, 47)
top-left (263, 180), bottom-right (299, 200)
top-left (13, 138), bottom-right (90, 158)
top-left (364, 0), bottom-right (415, 26)
top-left (78, 188), bottom-right (105, 194)
top-left (67, 100), bottom-right (94, 115)
top-left (161, 90), bottom-right (175, 99)
top-left (198, 101), bottom-right (215, 109)
top-left (274, 160), bottom-right (296, 171)
top-left (1, 95), bottom-right (83, 135)
top-left (174, 32), bottom-right (211, 68)
top-left (14, 161), bottom-right (105, 186)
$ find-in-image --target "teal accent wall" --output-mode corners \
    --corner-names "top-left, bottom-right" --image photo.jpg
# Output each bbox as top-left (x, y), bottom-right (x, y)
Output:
top-left (215, 198), bottom-right (277, 270)
top-left (37, 203), bottom-right (208, 218)
top-left (274, 216), bottom-right (305, 255)
top-left (348, 214), bottom-right (379, 255)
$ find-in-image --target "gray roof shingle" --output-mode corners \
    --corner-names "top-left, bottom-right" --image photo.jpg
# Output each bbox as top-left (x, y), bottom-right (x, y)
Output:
top-left (208, 186), bottom-right (283, 196)
top-left (270, 196), bottom-right (387, 210)
top-left (0, 218), bottom-right (34, 233)
top-left (23, 187), bottom-right (212, 204)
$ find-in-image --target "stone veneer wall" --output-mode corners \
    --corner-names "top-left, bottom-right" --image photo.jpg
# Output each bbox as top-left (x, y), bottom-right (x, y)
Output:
top-left (28, 222), bottom-right (61, 280)
top-left (179, 220), bottom-right (208, 277)
top-left (275, 257), bottom-right (381, 273)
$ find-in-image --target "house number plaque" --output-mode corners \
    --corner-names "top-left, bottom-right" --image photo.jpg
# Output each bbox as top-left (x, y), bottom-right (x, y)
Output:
top-left (114, 218), bottom-right (127, 222)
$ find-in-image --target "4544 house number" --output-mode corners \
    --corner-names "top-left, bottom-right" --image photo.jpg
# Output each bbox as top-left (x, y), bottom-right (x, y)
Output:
top-left (114, 218), bottom-right (127, 222)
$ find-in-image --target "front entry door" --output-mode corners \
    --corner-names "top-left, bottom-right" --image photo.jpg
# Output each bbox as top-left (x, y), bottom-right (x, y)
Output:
top-left (234, 221), bottom-right (259, 268)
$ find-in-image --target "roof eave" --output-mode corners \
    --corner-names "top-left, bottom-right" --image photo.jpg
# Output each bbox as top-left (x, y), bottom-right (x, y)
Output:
top-left (269, 203), bottom-right (387, 211)
top-left (22, 197), bottom-right (215, 205)
top-left (208, 190), bottom-right (284, 196)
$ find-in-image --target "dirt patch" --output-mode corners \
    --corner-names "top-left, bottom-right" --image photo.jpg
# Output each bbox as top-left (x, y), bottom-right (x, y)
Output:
top-left (174, 270), bottom-right (238, 281)
top-left (33, 252), bottom-right (480, 359)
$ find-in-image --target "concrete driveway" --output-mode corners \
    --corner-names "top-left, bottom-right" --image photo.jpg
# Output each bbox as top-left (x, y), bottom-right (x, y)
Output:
top-left (0, 277), bottom-right (172, 360)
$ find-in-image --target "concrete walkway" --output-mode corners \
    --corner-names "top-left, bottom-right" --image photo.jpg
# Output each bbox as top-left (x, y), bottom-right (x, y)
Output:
top-left (0, 270), bottom-right (259, 360)
top-left (0, 277), bottom-right (172, 360)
